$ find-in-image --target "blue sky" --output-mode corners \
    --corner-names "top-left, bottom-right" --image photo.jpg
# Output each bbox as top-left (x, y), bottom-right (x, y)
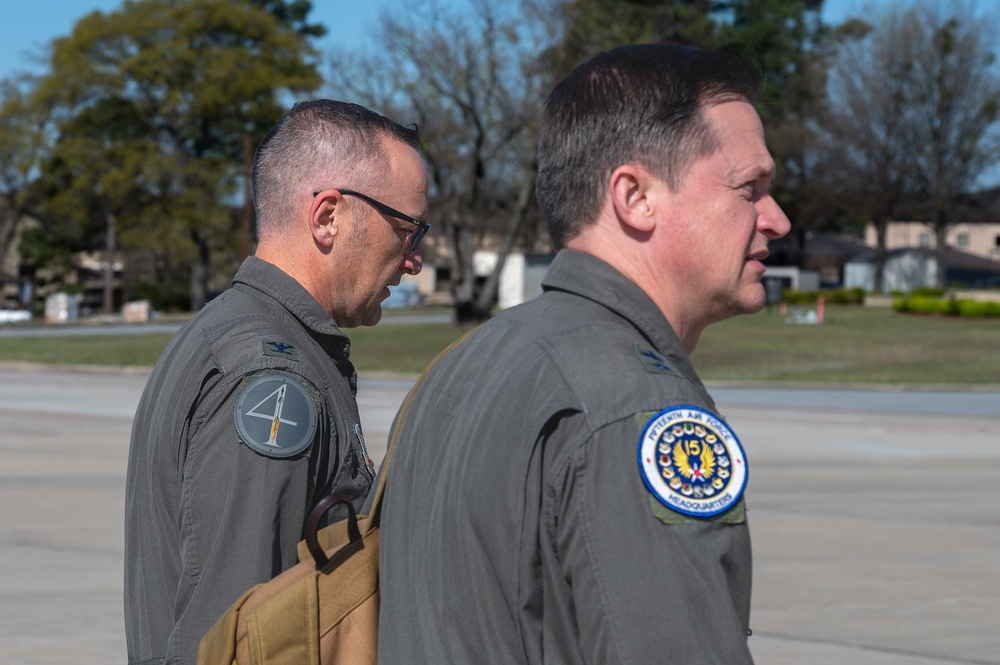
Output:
top-left (0, 0), bottom-right (901, 81)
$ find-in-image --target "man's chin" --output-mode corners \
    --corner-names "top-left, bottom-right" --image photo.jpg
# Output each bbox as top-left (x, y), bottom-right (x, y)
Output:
top-left (361, 303), bottom-right (383, 327)
top-left (732, 285), bottom-right (767, 316)
top-left (746, 291), bottom-right (768, 313)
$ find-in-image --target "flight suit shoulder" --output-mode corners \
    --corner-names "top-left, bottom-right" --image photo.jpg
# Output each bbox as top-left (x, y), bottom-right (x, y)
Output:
top-left (192, 298), bottom-right (333, 384)
top-left (536, 319), bottom-right (709, 431)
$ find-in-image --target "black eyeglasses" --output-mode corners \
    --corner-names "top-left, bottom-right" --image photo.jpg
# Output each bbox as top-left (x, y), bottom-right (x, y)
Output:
top-left (313, 188), bottom-right (431, 250)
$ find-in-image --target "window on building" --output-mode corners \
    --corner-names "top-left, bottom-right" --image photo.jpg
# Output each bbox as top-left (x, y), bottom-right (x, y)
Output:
top-left (957, 233), bottom-right (969, 247)
top-left (995, 235), bottom-right (1000, 248)
top-left (919, 233), bottom-right (931, 247)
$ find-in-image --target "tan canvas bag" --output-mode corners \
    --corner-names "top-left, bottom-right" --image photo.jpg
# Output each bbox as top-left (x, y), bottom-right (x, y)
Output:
top-left (198, 336), bottom-right (465, 665)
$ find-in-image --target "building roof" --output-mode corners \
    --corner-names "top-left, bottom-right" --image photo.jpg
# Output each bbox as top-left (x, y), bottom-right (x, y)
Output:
top-left (880, 246), bottom-right (1000, 272)
top-left (804, 234), bottom-right (875, 263)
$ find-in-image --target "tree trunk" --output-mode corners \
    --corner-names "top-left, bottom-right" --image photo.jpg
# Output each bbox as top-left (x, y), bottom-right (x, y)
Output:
top-left (241, 134), bottom-right (253, 261)
top-left (451, 216), bottom-right (478, 324)
top-left (189, 232), bottom-right (210, 311)
top-left (934, 211), bottom-right (949, 289)
top-left (103, 211), bottom-right (116, 315)
top-left (0, 212), bottom-right (18, 268)
top-left (873, 216), bottom-right (887, 294)
top-left (472, 168), bottom-right (538, 320)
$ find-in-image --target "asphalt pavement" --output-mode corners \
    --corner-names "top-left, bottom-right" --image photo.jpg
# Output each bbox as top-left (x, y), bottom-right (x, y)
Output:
top-left (0, 365), bottom-right (997, 665)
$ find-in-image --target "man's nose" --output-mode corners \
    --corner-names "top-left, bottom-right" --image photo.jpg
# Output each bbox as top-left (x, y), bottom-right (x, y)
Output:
top-left (759, 197), bottom-right (791, 239)
top-left (402, 238), bottom-right (422, 275)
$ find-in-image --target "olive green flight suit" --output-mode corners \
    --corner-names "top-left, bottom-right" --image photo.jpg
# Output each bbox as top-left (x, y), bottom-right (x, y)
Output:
top-left (379, 249), bottom-right (754, 664)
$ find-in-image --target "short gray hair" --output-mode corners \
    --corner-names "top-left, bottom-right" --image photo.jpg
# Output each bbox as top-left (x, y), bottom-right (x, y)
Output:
top-left (252, 100), bottom-right (420, 236)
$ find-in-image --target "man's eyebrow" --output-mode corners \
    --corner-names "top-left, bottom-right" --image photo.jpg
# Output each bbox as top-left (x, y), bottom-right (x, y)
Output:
top-left (735, 161), bottom-right (776, 183)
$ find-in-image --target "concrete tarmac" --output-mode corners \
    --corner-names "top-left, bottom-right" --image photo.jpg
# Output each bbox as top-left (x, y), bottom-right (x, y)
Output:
top-left (0, 365), bottom-right (997, 664)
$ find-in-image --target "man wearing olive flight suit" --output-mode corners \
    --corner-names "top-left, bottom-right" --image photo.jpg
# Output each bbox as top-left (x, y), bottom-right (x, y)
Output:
top-left (377, 44), bottom-right (791, 664)
top-left (125, 99), bottom-right (430, 665)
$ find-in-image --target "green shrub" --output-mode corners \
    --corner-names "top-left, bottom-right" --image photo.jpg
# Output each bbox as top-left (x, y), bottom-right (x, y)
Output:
top-left (782, 289), bottom-right (817, 304)
top-left (781, 288), bottom-right (865, 305)
top-left (957, 300), bottom-right (1000, 318)
top-left (894, 296), bottom-right (1000, 318)
top-left (897, 296), bottom-right (947, 315)
top-left (824, 287), bottom-right (865, 305)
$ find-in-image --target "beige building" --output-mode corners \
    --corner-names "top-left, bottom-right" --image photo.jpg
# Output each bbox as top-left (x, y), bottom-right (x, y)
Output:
top-left (864, 221), bottom-right (1000, 262)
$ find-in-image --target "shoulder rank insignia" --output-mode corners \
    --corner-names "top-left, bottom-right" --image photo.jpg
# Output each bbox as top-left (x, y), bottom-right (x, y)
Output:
top-left (634, 343), bottom-right (679, 376)
top-left (637, 405), bottom-right (748, 517)
top-left (234, 373), bottom-right (318, 458)
top-left (263, 340), bottom-right (300, 362)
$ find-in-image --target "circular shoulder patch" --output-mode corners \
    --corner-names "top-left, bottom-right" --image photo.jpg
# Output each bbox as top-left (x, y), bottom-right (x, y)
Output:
top-left (637, 405), bottom-right (748, 517)
top-left (234, 373), bottom-right (318, 459)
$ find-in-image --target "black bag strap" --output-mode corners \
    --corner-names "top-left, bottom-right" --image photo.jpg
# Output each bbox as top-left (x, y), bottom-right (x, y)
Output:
top-left (304, 494), bottom-right (361, 568)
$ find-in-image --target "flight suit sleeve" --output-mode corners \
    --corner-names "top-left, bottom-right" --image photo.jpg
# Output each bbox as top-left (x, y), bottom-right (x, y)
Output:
top-left (544, 413), bottom-right (754, 665)
top-left (170, 369), bottom-right (325, 665)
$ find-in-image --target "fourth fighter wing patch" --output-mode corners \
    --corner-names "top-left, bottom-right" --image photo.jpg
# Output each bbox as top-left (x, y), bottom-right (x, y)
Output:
top-left (637, 405), bottom-right (748, 517)
top-left (234, 372), bottom-right (318, 459)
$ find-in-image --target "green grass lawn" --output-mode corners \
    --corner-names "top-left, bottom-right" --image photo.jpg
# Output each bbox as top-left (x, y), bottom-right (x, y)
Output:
top-left (693, 305), bottom-right (1000, 385)
top-left (1, 305), bottom-right (997, 386)
top-left (0, 332), bottom-right (178, 367)
top-left (0, 320), bottom-right (477, 375)
top-left (347, 322), bottom-right (475, 374)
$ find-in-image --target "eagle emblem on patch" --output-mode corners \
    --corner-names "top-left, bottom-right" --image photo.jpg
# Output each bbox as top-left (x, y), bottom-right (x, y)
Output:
top-left (637, 405), bottom-right (747, 517)
top-left (633, 343), bottom-right (680, 376)
top-left (263, 340), bottom-right (300, 362)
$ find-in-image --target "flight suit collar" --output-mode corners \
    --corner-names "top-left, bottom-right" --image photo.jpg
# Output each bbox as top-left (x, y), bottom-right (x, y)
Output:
top-left (542, 249), bottom-right (703, 386)
top-left (232, 256), bottom-right (352, 361)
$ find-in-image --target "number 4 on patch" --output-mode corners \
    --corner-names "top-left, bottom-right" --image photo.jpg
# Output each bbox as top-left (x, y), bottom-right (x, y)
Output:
top-left (245, 383), bottom-right (297, 446)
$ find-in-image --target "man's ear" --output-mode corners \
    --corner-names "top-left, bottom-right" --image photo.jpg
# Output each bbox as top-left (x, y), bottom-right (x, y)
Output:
top-left (609, 164), bottom-right (657, 234)
top-left (309, 190), bottom-right (344, 249)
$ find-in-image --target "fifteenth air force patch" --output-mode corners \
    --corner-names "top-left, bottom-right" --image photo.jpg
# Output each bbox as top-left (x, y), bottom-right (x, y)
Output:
top-left (638, 405), bottom-right (747, 517)
top-left (234, 373), bottom-right (318, 458)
